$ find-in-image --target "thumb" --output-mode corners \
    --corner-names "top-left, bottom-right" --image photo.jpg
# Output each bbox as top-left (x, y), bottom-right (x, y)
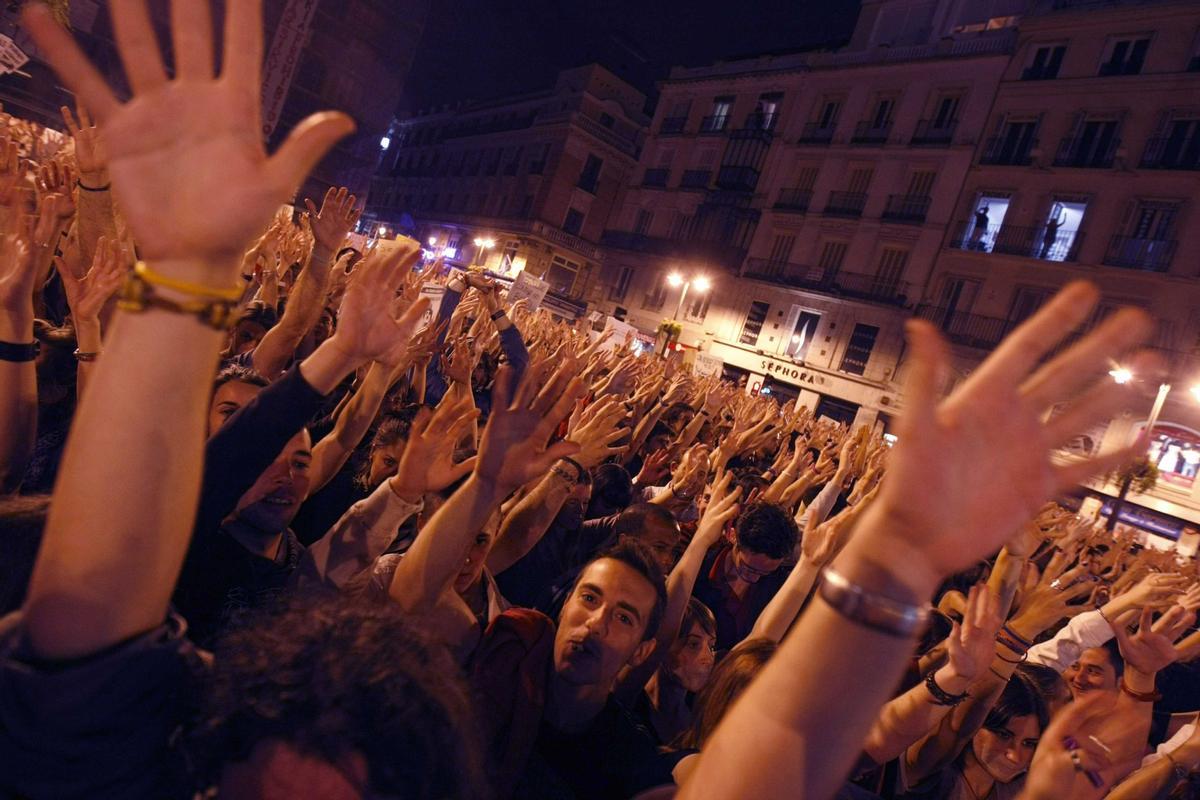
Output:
top-left (450, 457), bottom-right (477, 481)
top-left (267, 111), bottom-right (356, 198)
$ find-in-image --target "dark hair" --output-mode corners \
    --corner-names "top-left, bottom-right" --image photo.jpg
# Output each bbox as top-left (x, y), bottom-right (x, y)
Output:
top-left (1099, 638), bottom-right (1125, 678)
top-left (982, 671), bottom-right (1050, 735)
top-left (588, 463), bottom-right (633, 519)
top-left (662, 402), bottom-right (695, 428)
top-left (679, 596), bottom-right (717, 643)
top-left (614, 502), bottom-right (679, 540)
top-left (237, 300), bottom-right (278, 330)
top-left (734, 502), bottom-right (799, 559)
top-left (194, 598), bottom-right (485, 798)
top-left (212, 364), bottom-right (269, 395)
top-left (1018, 662), bottom-right (1069, 708)
top-left (673, 638), bottom-right (777, 750)
top-left (588, 538), bottom-right (668, 643)
top-left (371, 412), bottom-right (414, 452)
top-left (0, 494), bottom-right (50, 614)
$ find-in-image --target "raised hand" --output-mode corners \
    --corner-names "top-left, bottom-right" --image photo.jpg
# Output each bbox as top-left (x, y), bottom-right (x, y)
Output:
top-left (694, 471), bottom-right (743, 551)
top-left (634, 448), bottom-right (671, 487)
top-left (569, 396), bottom-right (628, 468)
top-left (22, 0), bottom-right (354, 281)
top-left (945, 584), bottom-right (1003, 682)
top-left (1114, 605), bottom-right (1193, 677)
top-left (390, 394), bottom-right (479, 499)
top-left (0, 230), bottom-right (33, 331)
top-left (1020, 692), bottom-right (1117, 800)
top-left (860, 282), bottom-right (1156, 596)
top-left (304, 186), bottom-right (359, 258)
top-left (475, 360), bottom-right (584, 493)
top-left (61, 103), bottom-right (108, 186)
top-left (58, 235), bottom-right (127, 324)
top-left (1009, 566), bottom-right (1094, 640)
top-left (331, 243), bottom-right (428, 364)
top-left (35, 159), bottom-right (77, 220)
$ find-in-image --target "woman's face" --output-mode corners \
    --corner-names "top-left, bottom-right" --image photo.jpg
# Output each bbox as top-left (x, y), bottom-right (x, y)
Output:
top-left (229, 320), bottom-right (267, 355)
top-left (668, 620), bottom-right (716, 693)
top-left (366, 440), bottom-right (405, 488)
top-left (972, 714), bottom-right (1041, 784)
top-left (453, 530), bottom-right (494, 595)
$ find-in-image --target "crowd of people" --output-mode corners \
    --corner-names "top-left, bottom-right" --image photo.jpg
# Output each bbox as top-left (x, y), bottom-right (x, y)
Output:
top-left (3, 2), bottom-right (1200, 798)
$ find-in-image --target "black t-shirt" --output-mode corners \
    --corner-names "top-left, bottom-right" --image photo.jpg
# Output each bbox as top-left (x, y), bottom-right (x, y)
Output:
top-left (516, 698), bottom-right (673, 799)
top-left (495, 513), bottom-right (618, 610)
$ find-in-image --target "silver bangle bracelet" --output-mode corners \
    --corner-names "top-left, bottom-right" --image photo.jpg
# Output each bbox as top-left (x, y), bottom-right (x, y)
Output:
top-left (819, 566), bottom-right (929, 639)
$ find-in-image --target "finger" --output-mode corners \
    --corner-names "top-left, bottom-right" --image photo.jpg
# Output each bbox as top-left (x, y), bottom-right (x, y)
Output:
top-left (899, 319), bottom-right (948, 432)
top-left (409, 406), bottom-right (434, 438)
top-left (970, 281), bottom-right (1100, 389)
top-left (222, 0), bottom-right (264, 94)
top-left (170, 0), bottom-right (214, 80)
top-left (59, 105), bottom-right (80, 137)
top-left (21, 5), bottom-right (120, 121)
top-left (1045, 351), bottom-right (1164, 445)
top-left (1021, 306), bottom-right (1154, 408)
top-left (76, 102), bottom-right (93, 130)
top-left (109, 0), bottom-right (169, 93)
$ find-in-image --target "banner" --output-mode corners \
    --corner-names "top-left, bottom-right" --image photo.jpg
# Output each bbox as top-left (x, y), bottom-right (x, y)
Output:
top-left (260, 0), bottom-right (320, 137)
top-left (506, 270), bottom-right (550, 310)
top-left (0, 34), bottom-right (29, 75)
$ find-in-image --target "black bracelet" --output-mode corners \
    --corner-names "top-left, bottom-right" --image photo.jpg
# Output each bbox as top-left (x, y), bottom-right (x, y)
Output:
top-left (0, 339), bottom-right (39, 362)
top-left (559, 455), bottom-right (586, 482)
top-left (76, 178), bottom-right (111, 192)
top-left (925, 671), bottom-right (969, 706)
top-left (490, 309), bottom-right (506, 321)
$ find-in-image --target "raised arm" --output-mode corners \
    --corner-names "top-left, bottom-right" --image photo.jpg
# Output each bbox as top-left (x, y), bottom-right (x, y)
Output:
top-left (19, 0), bottom-right (354, 659)
top-left (57, 235), bottom-right (126, 400)
top-left (677, 283), bottom-right (1156, 800)
top-left (0, 230), bottom-right (36, 493)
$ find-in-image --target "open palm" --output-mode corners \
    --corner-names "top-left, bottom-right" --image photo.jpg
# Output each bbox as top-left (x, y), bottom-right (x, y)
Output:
top-left (875, 282), bottom-right (1155, 582)
top-left (23, 0), bottom-right (353, 278)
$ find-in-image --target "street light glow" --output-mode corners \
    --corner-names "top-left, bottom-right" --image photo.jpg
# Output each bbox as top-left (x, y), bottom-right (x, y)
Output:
top-left (427, 236), bottom-right (437, 246)
top-left (693, 276), bottom-right (712, 292)
top-left (667, 273), bottom-right (684, 287)
top-left (1109, 367), bottom-right (1133, 384)
top-left (1191, 384), bottom-right (1200, 404)
top-left (474, 237), bottom-right (495, 248)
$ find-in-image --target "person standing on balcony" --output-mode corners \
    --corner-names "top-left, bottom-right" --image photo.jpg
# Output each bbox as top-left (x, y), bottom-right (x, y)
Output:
top-left (971, 204), bottom-right (990, 251)
top-left (1040, 211), bottom-right (1068, 259)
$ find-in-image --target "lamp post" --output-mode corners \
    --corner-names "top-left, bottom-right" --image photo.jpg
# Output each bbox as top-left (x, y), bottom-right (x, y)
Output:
top-left (472, 237), bottom-right (495, 267)
top-left (669, 272), bottom-right (712, 321)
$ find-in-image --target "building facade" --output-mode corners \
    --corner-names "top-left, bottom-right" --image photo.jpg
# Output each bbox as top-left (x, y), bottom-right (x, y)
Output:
top-left (922, 0), bottom-right (1200, 532)
top-left (597, 0), bottom-right (1029, 428)
top-left (367, 64), bottom-right (648, 304)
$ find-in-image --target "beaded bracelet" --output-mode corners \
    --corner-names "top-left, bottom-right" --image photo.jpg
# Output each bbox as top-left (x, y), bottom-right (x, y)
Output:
top-left (925, 670), bottom-right (969, 706)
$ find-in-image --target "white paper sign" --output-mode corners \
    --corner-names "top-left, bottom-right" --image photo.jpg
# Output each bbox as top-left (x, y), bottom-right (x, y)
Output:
top-left (506, 270), bottom-right (550, 310)
top-left (0, 35), bottom-right (29, 75)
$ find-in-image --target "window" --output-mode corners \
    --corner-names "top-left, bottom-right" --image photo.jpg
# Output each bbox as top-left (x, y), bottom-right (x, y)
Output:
top-left (817, 240), bottom-right (848, 275)
top-left (711, 96), bottom-right (732, 125)
top-left (1106, 200), bottom-right (1180, 270)
top-left (767, 233), bottom-right (796, 267)
top-left (684, 291), bottom-right (711, 322)
top-left (983, 118), bottom-right (1039, 165)
top-left (751, 92), bottom-right (783, 130)
top-left (609, 266), bottom-right (633, 301)
top-left (1036, 199), bottom-right (1088, 261)
top-left (818, 98), bottom-right (841, 129)
top-left (546, 255), bottom-right (580, 296)
top-left (562, 208), bottom-right (585, 236)
top-left (1142, 116), bottom-right (1200, 169)
top-left (795, 165), bottom-right (819, 192)
top-left (634, 209), bottom-right (653, 235)
top-left (959, 191), bottom-right (1012, 252)
top-left (786, 311), bottom-right (821, 359)
top-left (906, 170), bottom-right (936, 197)
top-left (1023, 45), bottom-right (1066, 80)
top-left (874, 248), bottom-right (909, 294)
top-left (644, 275), bottom-right (669, 311)
top-left (1100, 37), bottom-right (1150, 76)
top-left (578, 154), bottom-right (603, 193)
top-left (870, 97), bottom-right (895, 130)
top-left (840, 324), bottom-right (879, 376)
top-left (500, 241), bottom-right (519, 271)
top-left (1056, 117), bottom-right (1120, 168)
top-left (1007, 286), bottom-right (1051, 326)
top-left (932, 276), bottom-right (982, 338)
top-left (739, 301), bottom-right (771, 345)
top-left (931, 93), bottom-right (961, 129)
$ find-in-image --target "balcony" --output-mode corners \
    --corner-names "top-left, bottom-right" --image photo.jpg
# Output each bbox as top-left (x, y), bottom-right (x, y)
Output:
top-left (601, 230), bottom-right (748, 271)
top-left (881, 194), bottom-right (930, 224)
top-left (1103, 235), bottom-right (1176, 272)
top-left (679, 169), bottom-right (712, 190)
top-left (659, 116), bottom-right (688, 135)
top-left (773, 188), bottom-right (812, 213)
top-left (744, 112), bottom-right (779, 132)
top-left (979, 135), bottom-right (1038, 166)
top-left (910, 118), bottom-right (957, 146)
top-left (851, 120), bottom-right (892, 145)
top-left (823, 191), bottom-right (868, 218)
top-left (1053, 135), bottom-right (1120, 168)
top-left (1140, 137), bottom-right (1200, 171)
top-left (715, 164), bottom-right (760, 192)
top-left (642, 168), bottom-right (669, 188)
top-left (797, 122), bottom-right (836, 144)
top-left (743, 260), bottom-right (911, 306)
top-left (700, 115), bottom-right (730, 134)
top-left (916, 305), bottom-right (1011, 350)
top-left (949, 221), bottom-right (1085, 262)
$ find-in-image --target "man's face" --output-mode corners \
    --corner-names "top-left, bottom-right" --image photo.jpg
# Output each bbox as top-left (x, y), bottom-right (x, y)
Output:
top-left (209, 380), bottom-right (264, 436)
top-left (730, 543), bottom-right (784, 584)
top-left (635, 520), bottom-right (680, 574)
top-left (972, 714), bottom-right (1041, 784)
top-left (668, 620), bottom-right (716, 693)
top-left (234, 430), bottom-right (313, 533)
top-left (554, 558), bottom-right (658, 688)
top-left (453, 530), bottom-right (494, 595)
top-left (229, 320), bottom-right (267, 356)
top-left (1064, 647), bottom-right (1120, 698)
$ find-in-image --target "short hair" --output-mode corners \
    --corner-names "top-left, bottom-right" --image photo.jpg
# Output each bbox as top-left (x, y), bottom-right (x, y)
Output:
top-left (371, 412), bottom-right (415, 451)
top-left (1099, 639), bottom-right (1125, 678)
top-left (734, 502), bottom-right (799, 559)
top-left (237, 300), bottom-right (278, 330)
top-left (213, 364), bottom-right (269, 395)
top-left (982, 671), bottom-right (1050, 735)
top-left (588, 538), bottom-right (668, 643)
top-left (194, 597), bottom-right (485, 798)
top-left (673, 638), bottom-right (777, 750)
top-left (589, 463), bottom-right (633, 517)
top-left (614, 502), bottom-right (679, 540)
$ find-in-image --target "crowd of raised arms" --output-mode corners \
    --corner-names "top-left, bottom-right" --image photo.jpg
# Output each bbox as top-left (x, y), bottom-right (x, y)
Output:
top-left (3, 2), bottom-right (1200, 799)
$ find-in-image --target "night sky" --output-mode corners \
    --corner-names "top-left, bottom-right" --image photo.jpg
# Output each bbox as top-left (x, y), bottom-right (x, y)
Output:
top-left (402, 0), bottom-right (863, 113)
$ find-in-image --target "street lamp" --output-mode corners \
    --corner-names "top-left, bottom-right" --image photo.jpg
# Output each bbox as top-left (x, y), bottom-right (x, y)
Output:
top-left (473, 237), bottom-right (495, 267)
top-left (668, 272), bottom-right (711, 321)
